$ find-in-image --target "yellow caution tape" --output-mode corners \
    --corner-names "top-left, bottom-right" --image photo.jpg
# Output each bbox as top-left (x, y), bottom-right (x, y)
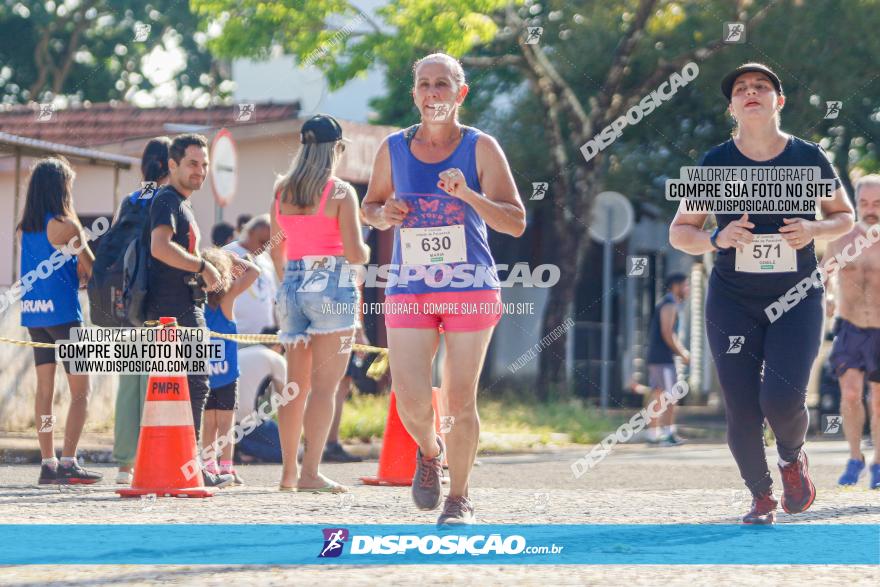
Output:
top-left (0, 325), bottom-right (390, 379)
top-left (0, 336), bottom-right (58, 349)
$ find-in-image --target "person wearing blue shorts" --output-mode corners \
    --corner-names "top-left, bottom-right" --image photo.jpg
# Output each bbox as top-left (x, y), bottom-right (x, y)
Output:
top-left (824, 174), bottom-right (880, 489)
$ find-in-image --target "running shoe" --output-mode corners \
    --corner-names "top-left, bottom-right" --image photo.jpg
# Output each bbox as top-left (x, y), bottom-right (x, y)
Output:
top-left (38, 464), bottom-right (58, 485)
top-left (202, 469), bottom-right (234, 489)
top-left (412, 436), bottom-right (444, 511)
top-left (115, 470), bottom-right (133, 485)
top-left (742, 490), bottom-right (778, 525)
top-left (437, 496), bottom-right (475, 526)
top-left (870, 463), bottom-right (880, 490)
top-left (322, 442), bottom-right (363, 463)
top-left (661, 433), bottom-right (686, 446)
top-left (837, 455), bottom-right (865, 486)
top-left (56, 462), bottom-right (103, 485)
top-left (778, 451), bottom-right (816, 514)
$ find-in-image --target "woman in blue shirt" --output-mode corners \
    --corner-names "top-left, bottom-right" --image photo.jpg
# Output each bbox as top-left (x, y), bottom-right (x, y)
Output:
top-left (18, 157), bottom-right (102, 485)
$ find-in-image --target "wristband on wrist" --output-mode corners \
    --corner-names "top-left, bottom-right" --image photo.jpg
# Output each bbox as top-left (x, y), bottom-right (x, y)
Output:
top-left (709, 227), bottom-right (725, 251)
top-left (198, 259), bottom-right (206, 273)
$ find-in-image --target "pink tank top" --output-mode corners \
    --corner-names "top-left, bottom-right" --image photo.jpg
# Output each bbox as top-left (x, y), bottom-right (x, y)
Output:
top-left (275, 179), bottom-right (344, 260)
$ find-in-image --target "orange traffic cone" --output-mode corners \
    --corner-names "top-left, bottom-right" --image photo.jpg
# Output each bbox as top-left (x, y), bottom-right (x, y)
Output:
top-left (118, 317), bottom-right (213, 498)
top-left (361, 387), bottom-right (445, 486)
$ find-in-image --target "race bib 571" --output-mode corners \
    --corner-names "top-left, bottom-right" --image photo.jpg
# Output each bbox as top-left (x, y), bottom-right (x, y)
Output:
top-left (735, 234), bottom-right (797, 273)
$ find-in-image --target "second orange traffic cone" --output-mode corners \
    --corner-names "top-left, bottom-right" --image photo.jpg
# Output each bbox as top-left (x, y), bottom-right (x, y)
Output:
top-left (361, 387), bottom-right (445, 486)
top-left (118, 317), bottom-right (213, 498)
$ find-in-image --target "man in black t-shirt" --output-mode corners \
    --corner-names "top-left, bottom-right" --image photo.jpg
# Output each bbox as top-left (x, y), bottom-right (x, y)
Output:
top-left (147, 185), bottom-right (205, 316)
top-left (146, 133), bottom-right (230, 488)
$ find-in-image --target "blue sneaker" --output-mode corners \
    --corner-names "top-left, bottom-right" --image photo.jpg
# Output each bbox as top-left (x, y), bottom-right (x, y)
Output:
top-left (838, 456), bottom-right (865, 486)
top-left (870, 463), bottom-right (880, 490)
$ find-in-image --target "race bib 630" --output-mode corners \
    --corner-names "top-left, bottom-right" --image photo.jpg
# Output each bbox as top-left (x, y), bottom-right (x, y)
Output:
top-left (400, 225), bottom-right (467, 265)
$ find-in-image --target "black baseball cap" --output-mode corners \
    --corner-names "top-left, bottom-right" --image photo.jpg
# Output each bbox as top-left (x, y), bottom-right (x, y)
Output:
top-left (300, 114), bottom-right (344, 144)
top-left (721, 63), bottom-right (783, 101)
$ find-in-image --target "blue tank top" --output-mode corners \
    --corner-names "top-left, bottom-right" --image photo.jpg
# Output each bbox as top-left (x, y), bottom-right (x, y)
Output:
top-left (205, 304), bottom-right (239, 388)
top-left (646, 293), bottom-right (678, 365)
top-left (20, 213), bottom-right (82, 327)
top-left (386, 126), bottom-right (500, 295)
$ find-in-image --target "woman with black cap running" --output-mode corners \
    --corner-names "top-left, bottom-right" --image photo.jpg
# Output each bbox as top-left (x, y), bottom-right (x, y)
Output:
top-left (670, 63), bottom-right (854, 524)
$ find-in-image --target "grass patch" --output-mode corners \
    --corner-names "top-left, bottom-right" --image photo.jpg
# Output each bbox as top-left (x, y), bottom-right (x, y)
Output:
top-left (338, 390), bottom-right (622, 449)
top-left (338, 391), bottom-right (389, 442)
top-left (478, 397), bottom-right (621, 445)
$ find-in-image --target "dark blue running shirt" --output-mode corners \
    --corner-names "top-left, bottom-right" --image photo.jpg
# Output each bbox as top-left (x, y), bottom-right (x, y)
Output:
top-left (700, 136), bottom-right (841, 299)
top-left (646, 293), bottom-right (679, 365)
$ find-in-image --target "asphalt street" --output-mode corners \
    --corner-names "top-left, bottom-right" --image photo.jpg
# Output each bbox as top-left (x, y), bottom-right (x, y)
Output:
top-left (0, 440), bottom-right (877, 585)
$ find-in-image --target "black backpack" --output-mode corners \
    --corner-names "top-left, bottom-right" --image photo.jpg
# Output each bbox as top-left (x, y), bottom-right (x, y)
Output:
top-left (87, 189), bottom-right (153, 326)
top-left (122, 217), bottom-right (152, 327)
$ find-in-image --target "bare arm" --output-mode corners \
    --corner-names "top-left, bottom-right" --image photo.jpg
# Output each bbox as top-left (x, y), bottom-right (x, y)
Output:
top-left (468, 134), bottom-right (526, 237)
top-left (150, 225), bottom-right (202, 272)
top-left (337, 183), bottom-right (370, 264)
top-left (362, 139), bottom-right (409, 230)
top-left (779, 186), bottom-right (854, 249)
top-left (669, 206), bottom-right (715, 255)
top-left (48, 216), bottom-right (94, 284)
top-left (269, 200), bottom-right (287, 282)
top-left (669, 204), bottom-right (756, 254)
top-left (659, 304), bottom-right (689, 361)
top-left (220, 256), bottom-right (260, 317)
top-left (437, 135), bottom-right (526, 237)
top-left (821, 237), bottom-right (842, 317)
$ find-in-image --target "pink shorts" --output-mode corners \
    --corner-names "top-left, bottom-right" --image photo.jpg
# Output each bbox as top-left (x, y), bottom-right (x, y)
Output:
top-left (384, 290), bottom-right (502, 332)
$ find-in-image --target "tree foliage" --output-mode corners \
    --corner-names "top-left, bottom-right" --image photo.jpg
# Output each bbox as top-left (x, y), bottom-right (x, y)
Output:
top-left (0, 0), bottom-right (221, 105)
top-left (197, 0), bottom-right (880, 396)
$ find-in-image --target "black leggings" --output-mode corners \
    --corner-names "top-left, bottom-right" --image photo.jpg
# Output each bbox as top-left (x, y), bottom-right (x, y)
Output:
top-left (705, 276), bottom-right (823, 496)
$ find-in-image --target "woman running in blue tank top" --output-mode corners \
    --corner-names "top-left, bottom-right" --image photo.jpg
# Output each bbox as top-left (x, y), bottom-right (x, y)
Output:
top-left (363, 53), bottom-right (526, 526)
top-left (18, 157), bottom-right (102, 485)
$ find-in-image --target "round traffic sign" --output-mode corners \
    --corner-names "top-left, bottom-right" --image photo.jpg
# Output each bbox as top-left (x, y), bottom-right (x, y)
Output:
top-left (210, 128), bottom-right (238, 207)
top-left (588, 191), bottom-right (634, 244)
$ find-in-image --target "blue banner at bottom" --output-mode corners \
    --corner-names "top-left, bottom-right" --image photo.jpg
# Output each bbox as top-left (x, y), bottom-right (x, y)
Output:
top-left (1, 524), bottom-right (878, 565)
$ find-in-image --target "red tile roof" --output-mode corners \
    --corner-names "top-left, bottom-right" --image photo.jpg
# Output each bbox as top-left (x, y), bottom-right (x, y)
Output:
top-left (0, 102), bottom-right (301, 148)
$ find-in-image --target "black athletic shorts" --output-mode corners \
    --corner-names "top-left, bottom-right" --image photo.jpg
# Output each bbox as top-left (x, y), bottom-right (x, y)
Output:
top-left (829, 318), bottom-right (880, 383)
top-left (27, 321), bottom-right (82, 373)
top-left (205, 380), bottom-right (239, 411)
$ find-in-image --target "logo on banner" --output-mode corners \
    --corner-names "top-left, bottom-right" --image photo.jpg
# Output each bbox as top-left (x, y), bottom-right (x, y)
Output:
top-left (726, 336), bottom-right (745, 354)
top-left (723, 22), bottom-right (746, 43)
top-left (628, 256), bottom-right (647, 276)
top-left (319, 528), bottom-right (349, 558)
top-left (530, 182), bottom-right (548, 201)
top-left (822, 414), bottom-right (843, 434)
top-left (824, 101), bottom-right (842, 120)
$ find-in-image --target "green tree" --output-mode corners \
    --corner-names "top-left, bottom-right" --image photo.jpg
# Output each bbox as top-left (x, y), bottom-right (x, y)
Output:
top-left (0, 1), bottom-right (222, 105)
top-left (196, 0), bottom-right (879, 398)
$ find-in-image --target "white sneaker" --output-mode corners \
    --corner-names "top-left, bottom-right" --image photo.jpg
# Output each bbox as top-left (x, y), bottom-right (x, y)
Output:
top-left (115, 470), bottom-right (133, 485)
